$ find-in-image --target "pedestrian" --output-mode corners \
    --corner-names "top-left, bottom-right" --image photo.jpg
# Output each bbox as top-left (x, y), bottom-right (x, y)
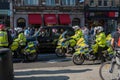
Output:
top-left (111, 24), bottom-right (120, 48)
top-left (29, 27), bottom-right (35, 36)
top-left (82, 26), bottom-right (89, 44)
top-left (0, 24), bottom-right (12, 48)
top-left (24, 27), bottom-right (30, 37)
top-left (16, 27), bottom-right (26, 48)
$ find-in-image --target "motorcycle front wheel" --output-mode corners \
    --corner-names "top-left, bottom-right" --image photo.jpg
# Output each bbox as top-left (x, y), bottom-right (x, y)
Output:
top-left (72, 54), bottom-right (85, 65)
top-left (99, 61), bottom-right (119, 80)
top-left (55, 48), bottom-right (66, 57)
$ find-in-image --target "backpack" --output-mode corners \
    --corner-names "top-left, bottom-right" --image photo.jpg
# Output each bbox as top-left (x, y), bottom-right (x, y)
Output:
top-left (118, 37), bottom-right (120, 47)
top-left (115, 32), bottom-right (120, 47)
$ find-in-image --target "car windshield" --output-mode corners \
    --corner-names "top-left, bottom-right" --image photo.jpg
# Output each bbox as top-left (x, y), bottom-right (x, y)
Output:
top-left (61, 31), bottom-right (68, 38)
top-left (33, 28), bottom-right (41, 36)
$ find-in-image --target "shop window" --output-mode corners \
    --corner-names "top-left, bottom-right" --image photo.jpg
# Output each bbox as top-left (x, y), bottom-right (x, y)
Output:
top-left (72, 18), bottom-right (80, 26)
top-left (24, 0), bottom-right (39, 5)
top-left (45, 0), bottom-right (55, 6)
top-left (17, 18), bottom-right (26, 28)
top-left (61, 0), bottom-right (75, 6)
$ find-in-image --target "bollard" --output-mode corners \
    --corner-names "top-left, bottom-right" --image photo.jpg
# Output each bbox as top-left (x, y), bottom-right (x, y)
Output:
top-left (0, 48), bottom-right (14, 80)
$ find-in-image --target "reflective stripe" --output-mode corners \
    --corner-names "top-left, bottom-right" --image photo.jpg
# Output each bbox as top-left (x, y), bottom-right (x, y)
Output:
top-left (0, 33), bottom-right (4, 36)
top-left (0, 42), bottom-right (8, 44)
top-left (0, 31), bottom-right (8, 46)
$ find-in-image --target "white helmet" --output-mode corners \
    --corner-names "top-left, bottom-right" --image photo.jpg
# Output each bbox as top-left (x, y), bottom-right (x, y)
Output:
top-left (97, 26), bottom-right (103, 33)
top-left (72, 25), bottom-right (80, 31)
top-left (15, 27), bottom-right (22, 33)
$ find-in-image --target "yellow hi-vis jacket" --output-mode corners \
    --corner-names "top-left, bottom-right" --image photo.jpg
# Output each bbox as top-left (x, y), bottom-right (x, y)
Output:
top-left (71, 29), bottom-right (83, 41)
top-left (0, 31), bottom-right (8, 47)
top-left (95, 32), bottom-right (106, 47)
top-left (15, 33), bottom-right (26, 46)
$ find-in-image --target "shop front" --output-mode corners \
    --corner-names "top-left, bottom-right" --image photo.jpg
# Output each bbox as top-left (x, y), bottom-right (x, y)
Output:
top-left (85, 7), bottom-right (119, 33)
top-left (28, 14), bottom-right (42, 28)
top-left (14, 12), bottom-right (85, 28)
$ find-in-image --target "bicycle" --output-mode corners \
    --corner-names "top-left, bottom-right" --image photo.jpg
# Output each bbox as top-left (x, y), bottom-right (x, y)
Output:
top-left (99, 48), bottom-right (120, 80)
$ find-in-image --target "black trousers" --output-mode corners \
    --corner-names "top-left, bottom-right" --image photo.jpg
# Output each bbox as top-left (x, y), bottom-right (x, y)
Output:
top-left (97, 46), bottom-right (108, 60)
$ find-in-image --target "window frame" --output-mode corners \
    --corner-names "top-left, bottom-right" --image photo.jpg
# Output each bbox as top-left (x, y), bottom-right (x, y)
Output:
top-left (90, 0), bottom-right (94, 6)
top-left (98, 0), bottom-right (102, 6)
top-left (61, 0), bottom-right (76, 6)
top-left (103, 0), bottom-right (108, 6)
top-left (45, 0), bottom-right (55, 6)
top-left (24, 0), bottom-right (39, 6)
top-left (111, 0), bottom-right (115, 6)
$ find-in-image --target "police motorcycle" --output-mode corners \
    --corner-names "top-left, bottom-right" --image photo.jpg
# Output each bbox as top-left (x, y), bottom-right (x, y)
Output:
top-left (11, 28), bottom-right (38, 61)
top-left (11, 38), bottom-right (38, 61)
top-left (72, 36), bottom-right (113, 65)
top-left (55, 31), bottom-right (76, 57)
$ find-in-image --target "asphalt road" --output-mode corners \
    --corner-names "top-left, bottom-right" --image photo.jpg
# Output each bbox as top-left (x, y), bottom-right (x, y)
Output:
top-left (13, 53), bottom-right (102, 80)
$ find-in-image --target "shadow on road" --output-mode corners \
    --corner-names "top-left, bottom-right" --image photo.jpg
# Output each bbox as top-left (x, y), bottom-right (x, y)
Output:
top-left (15, 76), bottom-right (69, 80)
top-left (13, 54), bottom-right (72, 63)
top-left (15, 69), bottom-right (92, 76)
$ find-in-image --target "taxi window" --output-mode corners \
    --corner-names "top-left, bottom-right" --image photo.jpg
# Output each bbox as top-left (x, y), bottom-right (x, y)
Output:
top-left (65, 28), bottom-right (74, 36)
top-left (40, 28), bottom-right (51, 37)
top-left (52, 28), bottom-right (61, 38)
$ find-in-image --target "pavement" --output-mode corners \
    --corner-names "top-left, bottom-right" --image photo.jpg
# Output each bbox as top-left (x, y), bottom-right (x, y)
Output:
top-left (14, 65), bottom-right (101, 80)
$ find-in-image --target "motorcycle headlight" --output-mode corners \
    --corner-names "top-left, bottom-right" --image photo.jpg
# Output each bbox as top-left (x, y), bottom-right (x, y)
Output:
top-left (117, 50), bottom-right (120, 54)
top-left (116, 50), bottom-right (120, 57)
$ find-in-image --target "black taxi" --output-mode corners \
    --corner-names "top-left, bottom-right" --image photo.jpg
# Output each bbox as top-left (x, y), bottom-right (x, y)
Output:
top-left (37, 26), bottom-right (75, 53)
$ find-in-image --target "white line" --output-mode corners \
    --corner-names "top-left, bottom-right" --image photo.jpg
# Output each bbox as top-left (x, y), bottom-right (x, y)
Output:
top-left (15, 74), bottom-right (59, 78)
top-left (14, 68), bottom-right (48, 72)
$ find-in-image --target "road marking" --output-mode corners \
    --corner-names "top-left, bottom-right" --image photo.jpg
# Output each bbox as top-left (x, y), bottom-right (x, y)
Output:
top-left (46, 58), bottom-right (72, 63)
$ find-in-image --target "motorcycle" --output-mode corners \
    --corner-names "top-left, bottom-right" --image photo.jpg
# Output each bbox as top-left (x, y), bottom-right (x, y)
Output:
top-left (72, 38), bottom-right (113, 65)
top-left (10, 38), bottom-right (38, 62)
top-left (55, 31), bottom-right (76, 57)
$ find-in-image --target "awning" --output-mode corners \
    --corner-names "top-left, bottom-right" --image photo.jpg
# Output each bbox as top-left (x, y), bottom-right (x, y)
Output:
top-left (28, 14), bottom-right (42, 24)
top-left (44, 14), bottom-right (57, 25)
top-left (58, 14), bottom-right (71, 25)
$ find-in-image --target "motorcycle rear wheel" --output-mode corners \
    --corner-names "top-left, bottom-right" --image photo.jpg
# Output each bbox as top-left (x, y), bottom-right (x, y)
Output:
top-left (55, 48), bottom-right (66, 57)
top-left (72, 54), bottom-right (85, 65)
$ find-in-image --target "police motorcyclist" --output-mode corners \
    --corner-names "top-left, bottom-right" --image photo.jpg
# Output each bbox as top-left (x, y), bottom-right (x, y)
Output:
top-left (0, 24), bottom-right (12, 48)
top-left (92, 26), bottom-right (107, 60)
top-left (67, 25), bottom-right (83, 49)
top-left (15, 27), bottom-right (26, 48)
top-left (72, 25), bottom-right (83, 41)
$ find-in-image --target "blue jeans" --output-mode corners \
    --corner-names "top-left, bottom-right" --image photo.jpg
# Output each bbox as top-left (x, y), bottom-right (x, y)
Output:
top-left (84, 35), bottom-right (89, 44)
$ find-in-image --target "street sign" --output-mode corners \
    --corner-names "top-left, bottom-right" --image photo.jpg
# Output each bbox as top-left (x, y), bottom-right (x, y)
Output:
top-left (8, 10), bottom-right (12, 16)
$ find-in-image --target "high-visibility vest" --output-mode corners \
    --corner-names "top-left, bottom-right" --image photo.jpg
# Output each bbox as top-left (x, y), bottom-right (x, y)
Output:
top-left (71, 29), bottom-right (83, 41)
top-left (96, 32), bottom-right (106, 47)
top-left (15, 33), bottom-right (26, 46)
top-left (0, 31), bottom-right (8, 47)
top-left (25, 42), bottom-right (36, 53)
